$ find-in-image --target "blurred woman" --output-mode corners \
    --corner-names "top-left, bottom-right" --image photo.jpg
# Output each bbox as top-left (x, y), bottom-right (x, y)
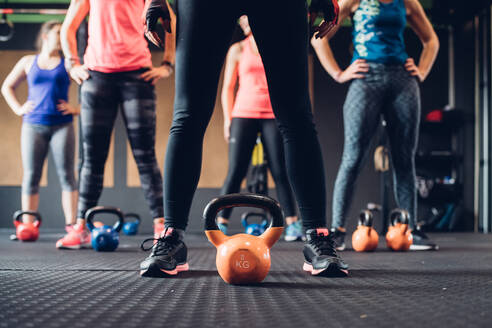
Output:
top-left (2, 21), bottom-right (79, 239)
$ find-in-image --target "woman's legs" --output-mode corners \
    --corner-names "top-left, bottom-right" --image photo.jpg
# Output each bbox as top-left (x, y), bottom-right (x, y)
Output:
top-left (119, 71), bottom-right (164, 221)
top-left (162, 0), bottom-right (239, 230)
top-left (49, 122), bottom-right (78, 226)
top-left (77, 73), bottom-right (119, 220)
top-left (20, 123), bottom-right (50, 223)
top-left (246, 0), bottom-right (325, 230)
top-left (384, 72), bottom-right (420, 229)
top-left (331, 78), bottom-right (384, 230)
top-left (218, 118), bottom-right (260, 223)
top-left (259, 119), bottom-right (297, 223)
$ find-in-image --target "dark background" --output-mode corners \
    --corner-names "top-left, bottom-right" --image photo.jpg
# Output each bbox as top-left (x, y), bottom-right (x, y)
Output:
top-left (0, 0), bottom-right (486, 234)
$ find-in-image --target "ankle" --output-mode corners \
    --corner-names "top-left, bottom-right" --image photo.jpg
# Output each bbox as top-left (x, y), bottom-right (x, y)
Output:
top-left (217, 217), bottom-right (229, 225)
top-left (153, 218), bottom-right (165, 225)
top-left (285, 216), bottom-right (298, 226)
top-left (335, 226), bottom-right (346, 233)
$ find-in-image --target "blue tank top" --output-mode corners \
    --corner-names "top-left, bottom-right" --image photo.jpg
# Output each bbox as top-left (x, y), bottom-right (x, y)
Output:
top-left (352, 0), bottom-right (408, 64)
top-left (24, 56), bottom-right (72, 125)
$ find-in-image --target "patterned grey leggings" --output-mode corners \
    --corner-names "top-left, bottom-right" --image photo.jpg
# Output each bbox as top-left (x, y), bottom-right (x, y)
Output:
top-left (332, 63), bottom-right (420, 229)
top-left (78, 69), bottom-right (163, 219)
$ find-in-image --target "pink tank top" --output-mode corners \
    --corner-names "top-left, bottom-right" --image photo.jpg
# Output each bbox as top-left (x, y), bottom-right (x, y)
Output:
top-left (84, 0), bottom-right (152, 73)
top-left (232, 36), bottom-right (275, 119)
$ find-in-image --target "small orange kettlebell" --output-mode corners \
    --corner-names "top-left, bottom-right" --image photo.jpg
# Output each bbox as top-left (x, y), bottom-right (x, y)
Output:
top-left (13, 210), bottom-right (42, 242)
top-left (204, 193), bottom-right (284, 285)
top-left (386, 209), bottom-right (413, 251)
top-left (352, 210), bottom-right (379, 252)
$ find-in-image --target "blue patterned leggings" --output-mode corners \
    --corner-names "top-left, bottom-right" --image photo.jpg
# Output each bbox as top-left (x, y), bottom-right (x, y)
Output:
top-left (332, 63), bottom-right (420, 229)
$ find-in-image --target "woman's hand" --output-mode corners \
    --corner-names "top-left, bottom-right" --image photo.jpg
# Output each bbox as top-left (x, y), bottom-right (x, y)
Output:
top-left (405, 58), bottom-right (423, 82)
top-left (335, 59), bottom-right (369, 83)
top-left (69, 64), bottom-right (89, 85)
top-left (144, 0), bottom-right (171, 48)
top-left (140, 65), bottom-right (173, 85)
top-left (309, 0), bottom-right (340, 39)
top-left (223, 120), bottom-right (231, 143)
top-left (15, 101), bottom-right (35, 116)
top-left (57, 100), bottom-right (80, 115)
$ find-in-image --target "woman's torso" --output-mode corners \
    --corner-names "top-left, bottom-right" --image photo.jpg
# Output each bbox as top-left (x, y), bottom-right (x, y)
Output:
top-left (24, 55), bottom-right (72, 125)
top-left (84, 0), bottom-right (152, 73)
top-left (232, 36), bottom-right (275, 119)
top-left (352, 0), bottom-right (408, 64)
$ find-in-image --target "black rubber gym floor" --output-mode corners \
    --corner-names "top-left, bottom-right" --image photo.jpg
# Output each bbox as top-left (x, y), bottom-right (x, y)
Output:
top-left (1, 231), bottom-right (491, 328)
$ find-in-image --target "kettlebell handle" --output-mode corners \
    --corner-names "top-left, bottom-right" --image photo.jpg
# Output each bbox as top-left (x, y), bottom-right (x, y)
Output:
top-left (124, 213), bottom-right (141, 223)
top-left (85, 206), bottom-right (124, 232)
top-left (241, 212), bottom-right (268, 228)
top-left (358, 210), bottom-right (373, 227)
top-left (13, 210), bottom-right (42, 224)
top-left (389, 209), bottom-right (410, 226)
top-left (204, 194), bottom-right (283, 230)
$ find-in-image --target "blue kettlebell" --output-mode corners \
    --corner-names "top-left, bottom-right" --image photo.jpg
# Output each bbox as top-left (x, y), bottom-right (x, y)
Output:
top-left (122, 213), bottom-right (141, 235)
top-left (86, 206), bottom-right (124, 252)
top-left (241, 212), bottom-right (269, 236)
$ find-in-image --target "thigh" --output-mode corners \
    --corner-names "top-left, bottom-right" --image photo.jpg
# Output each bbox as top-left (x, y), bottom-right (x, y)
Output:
top-left (21, 123), bottom-right (50, 176)
top-left (246, 0), bottom-right (311, 123)
top-left (173, 0), bottom-right (239, 121)
top-left (342, 79), bottom-right (384, 151)
top-left (384, 73), bottom-right (421, 156)
top-left (49, 122), bottom-right (76, 178)
top-left (119, 72), bottom-right (156, 151)
top-left (80, 74), bottom-right (119, 160)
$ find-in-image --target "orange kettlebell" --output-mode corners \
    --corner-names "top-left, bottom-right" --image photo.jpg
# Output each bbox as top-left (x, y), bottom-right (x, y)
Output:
top-left (386, 209), bottom-right (413, 251)
top-left (352, 210), bottom-right (379, 252)
top-left (204, 193), bottom-right (284, 285)
top-left (13, 210), bottom-right (42, 242)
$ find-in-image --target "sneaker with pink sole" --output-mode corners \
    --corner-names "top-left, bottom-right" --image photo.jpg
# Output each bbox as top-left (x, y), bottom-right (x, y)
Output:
top-left (56, 224), bottom-right (91, 249)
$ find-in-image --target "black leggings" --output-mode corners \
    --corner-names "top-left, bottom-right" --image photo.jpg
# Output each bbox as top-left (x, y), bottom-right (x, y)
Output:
top-left (164, 0), bottom-right (326, 230)
top-left (78, 69), bottom-right (164, 219)
top-left (219, 118), bottom-right (296, 219)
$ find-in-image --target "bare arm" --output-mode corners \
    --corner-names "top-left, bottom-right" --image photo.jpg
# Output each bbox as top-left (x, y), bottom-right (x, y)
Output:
top-left (162, 1), bottom-right (176, 65)
top-left (61, 0), bottom-right (90, 84)
top-left (1, 56), bottom-right (35, 116)
top-left (405, 0), bottom-right (440, 82)
top-left (220, 43), bottom-right (241, 142)
top-left (311, 0), bottom-right (368, 83)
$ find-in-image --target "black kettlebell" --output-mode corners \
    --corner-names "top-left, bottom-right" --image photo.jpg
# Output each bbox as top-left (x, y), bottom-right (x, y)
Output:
top-left (86, 206), bottom-right (124, 252)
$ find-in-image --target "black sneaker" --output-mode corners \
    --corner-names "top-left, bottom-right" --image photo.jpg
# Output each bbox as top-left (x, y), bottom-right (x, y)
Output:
top-left (410, 228), bottom-right (439, 251)
top-left (140, 227), bottom-right (189, 277)
top-left (329, 228), bottom-right (346, 251)
top-left (303, 228), bottom-right (349, 277)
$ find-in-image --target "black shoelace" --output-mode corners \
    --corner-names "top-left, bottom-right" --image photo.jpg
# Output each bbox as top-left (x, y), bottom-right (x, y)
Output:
top-left (140, 235), bottom-right (177, 256)
top-left (311, 234), bottom-right (338, 257)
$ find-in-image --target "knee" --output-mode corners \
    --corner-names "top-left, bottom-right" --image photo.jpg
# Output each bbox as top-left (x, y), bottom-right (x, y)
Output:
top-left (169, 108), bottom-right (209, 137)
top-left (59, 173), bottom-right (77, 192)
top-left (22, 170), bottom-right (41, 195)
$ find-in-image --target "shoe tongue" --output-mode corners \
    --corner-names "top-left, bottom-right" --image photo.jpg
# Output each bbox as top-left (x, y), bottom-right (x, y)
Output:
top-left (160, 227), bottom-right (174, 238)
top-left (316, 228), bottom-right (329, 237)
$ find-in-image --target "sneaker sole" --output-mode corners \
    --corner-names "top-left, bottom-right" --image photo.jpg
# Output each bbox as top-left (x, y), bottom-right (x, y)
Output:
top-left (140, 262), bottom-right (189, 277)
top-left (303, 262), bottom-right (349, 277)
top-left (284, 235), bottom-right (304, 242)
top-left (336, 243), bottom-right (346, 251)
top-left (56, 242), bottom-right (92, 250)
top-left (410, 244), bottom-right (439, 251)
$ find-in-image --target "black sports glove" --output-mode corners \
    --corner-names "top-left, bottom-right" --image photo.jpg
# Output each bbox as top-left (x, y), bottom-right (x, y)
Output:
top-left (145, 0), bottom-right (171, 47)
top-left (309, 0), bottom-right (340, 38)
